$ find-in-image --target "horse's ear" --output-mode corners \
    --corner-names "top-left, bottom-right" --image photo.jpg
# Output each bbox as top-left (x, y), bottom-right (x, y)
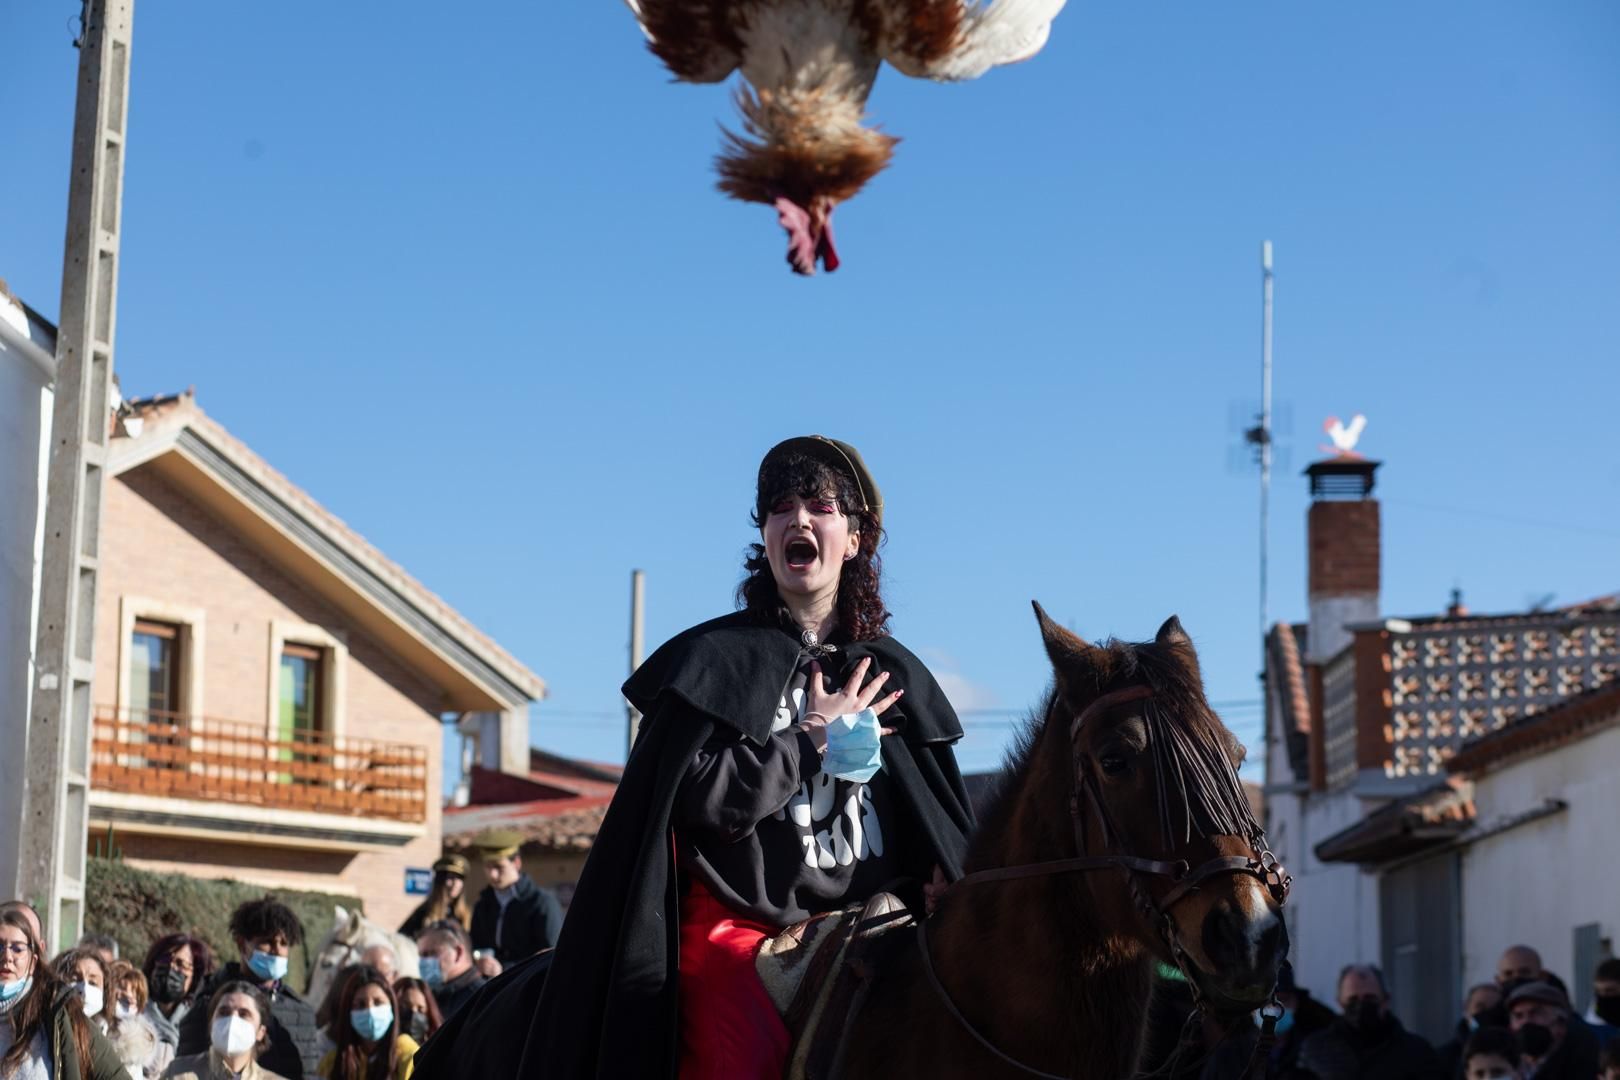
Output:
top-left (332, 904), bottom-right (349, 930)
top-left (1033, 601), bottom-right (1095, 698)
top-left (1155, 615), bottom-right (1202, 679)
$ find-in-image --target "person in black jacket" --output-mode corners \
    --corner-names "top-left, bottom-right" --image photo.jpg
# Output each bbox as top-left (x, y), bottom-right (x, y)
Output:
top-left (176, 896), bottom-right (320, 1079)
top-left (412, 435), bottom-right (976, 1080)
top-left (1295, 964), bottom-right (1442, 1080)
top-left (465, 830), bottom-right (562, 965)
top-left (1506, 980), bottom-right (1600, 1080)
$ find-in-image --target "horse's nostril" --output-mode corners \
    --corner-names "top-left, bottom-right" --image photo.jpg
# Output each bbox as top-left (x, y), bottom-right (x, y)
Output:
top-left (1202, 900), bottom-right (1284, 977)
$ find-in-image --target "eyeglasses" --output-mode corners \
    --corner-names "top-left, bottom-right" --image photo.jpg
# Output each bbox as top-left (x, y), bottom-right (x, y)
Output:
top-left (0, 943), bottom-right (32, 958)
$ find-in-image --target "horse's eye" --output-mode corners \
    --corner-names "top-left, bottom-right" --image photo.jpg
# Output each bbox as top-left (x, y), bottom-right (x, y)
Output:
top-left (1098, 753), bottom-right (1128, 777)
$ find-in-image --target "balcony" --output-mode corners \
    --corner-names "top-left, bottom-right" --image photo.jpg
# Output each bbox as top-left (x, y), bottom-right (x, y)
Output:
top-left (89, 707), bottom-right (429, 850)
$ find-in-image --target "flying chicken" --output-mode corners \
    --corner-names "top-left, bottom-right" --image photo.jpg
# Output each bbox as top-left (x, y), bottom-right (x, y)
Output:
top-left (625, 0), bottom-right (1067, 274)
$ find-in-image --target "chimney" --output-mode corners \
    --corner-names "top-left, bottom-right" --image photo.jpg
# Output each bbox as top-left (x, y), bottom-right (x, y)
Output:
top-left (1303, 457), bottom-right (1381, 664)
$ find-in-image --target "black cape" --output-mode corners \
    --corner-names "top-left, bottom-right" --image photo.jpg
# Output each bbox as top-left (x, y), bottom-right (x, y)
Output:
top-left (413, 612), bottom-right (976, 1079)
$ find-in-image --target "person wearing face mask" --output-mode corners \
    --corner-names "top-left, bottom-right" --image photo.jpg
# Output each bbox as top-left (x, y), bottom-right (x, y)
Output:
top-left (409, 925), bottom-right (482, 1023)
top-left (1586, 957), bottom-right (1620, 1049)
top-left (104, 962), bottom-right (163, 1079)
top-left (412, 437), bottom-right (976, 1080)
top-left (176, 899), bottom-right (319, 1079)
top-left (317, 972), bottom-right (416, 1080)
top-left (54, 948), bottom-right (111, 1034)
top-left (1270, 962), bottom-right (1338, 1078)
top-left (1439, 983), bottom-right (1505, 1079)
top-left (1459, 1026), bottom-right (1522, 1080)
top-left (142, 935), bottom-right (214, 1075)
top-left (1505, 981), bottom-right (1598, 1080)
top-left (1294, 964), bottom-right (1443, 1080)
top-left (162, 982), bottom-right (287, 1080)
top-left (388, 981), bottom-right (440, 1050)
top-left (0, 909), bottom-right (129, 1080)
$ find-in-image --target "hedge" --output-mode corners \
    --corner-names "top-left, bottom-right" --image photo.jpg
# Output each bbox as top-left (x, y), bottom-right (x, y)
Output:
top-left (84, 857), bottom-right (360, 993)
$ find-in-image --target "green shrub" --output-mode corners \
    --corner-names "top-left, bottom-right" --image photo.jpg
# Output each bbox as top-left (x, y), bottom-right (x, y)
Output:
top-left (85, 857), bottom-right (360, 993)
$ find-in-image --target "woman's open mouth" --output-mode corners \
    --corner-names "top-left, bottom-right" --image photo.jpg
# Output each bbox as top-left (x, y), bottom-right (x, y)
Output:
top-left (784, 538), bottom-right (818, 571)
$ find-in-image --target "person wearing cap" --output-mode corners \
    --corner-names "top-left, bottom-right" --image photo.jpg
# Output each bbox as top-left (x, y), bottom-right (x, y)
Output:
top-left (1506, 980), bottom-right (1599, 1079)
top-left (398, 855), bottom-right (472, 939)
top-left (465, 830), bottom-right (562, 965)
top-left (412, 435), bottom-right (975, 1080)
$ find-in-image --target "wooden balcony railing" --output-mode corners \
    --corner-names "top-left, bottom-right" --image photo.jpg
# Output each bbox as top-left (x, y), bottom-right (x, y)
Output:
top-left (92, 707), bottom-right (428, 824)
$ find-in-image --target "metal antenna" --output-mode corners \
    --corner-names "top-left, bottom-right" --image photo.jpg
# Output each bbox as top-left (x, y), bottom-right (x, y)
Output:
top-left (1244, 243), bottom-right (1275, 708)
top-left (1259, 241), bottom-right (1274, 650)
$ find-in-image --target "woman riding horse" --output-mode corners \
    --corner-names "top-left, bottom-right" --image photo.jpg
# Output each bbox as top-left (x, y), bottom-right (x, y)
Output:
top-left (414, 435), bottom-right (975, 1079)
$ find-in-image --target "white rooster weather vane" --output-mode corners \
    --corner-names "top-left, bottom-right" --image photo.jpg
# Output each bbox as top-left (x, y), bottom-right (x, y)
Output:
top-left (1321, 414), bottom-right (1368, 458)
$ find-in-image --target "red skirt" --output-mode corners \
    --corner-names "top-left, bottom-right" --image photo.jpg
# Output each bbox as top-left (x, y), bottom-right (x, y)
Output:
top-left (678, 879), bottom-right (792, 1079)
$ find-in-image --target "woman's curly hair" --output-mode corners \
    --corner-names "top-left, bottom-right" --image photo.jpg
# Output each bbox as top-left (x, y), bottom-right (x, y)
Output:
top-left (737, 450), bottom-right (890, 641)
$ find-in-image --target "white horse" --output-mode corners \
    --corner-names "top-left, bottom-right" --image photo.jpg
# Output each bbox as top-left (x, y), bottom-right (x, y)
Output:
top-left (306, 905), bottom-right (421, 1005)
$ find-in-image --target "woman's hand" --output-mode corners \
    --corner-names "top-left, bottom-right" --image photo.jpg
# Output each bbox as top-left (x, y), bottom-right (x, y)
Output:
top-left (805, 658), bottom-right (902, 729)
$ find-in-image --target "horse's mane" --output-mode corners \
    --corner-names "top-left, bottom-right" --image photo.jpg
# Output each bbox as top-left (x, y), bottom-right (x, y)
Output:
top-left (969, 636), bottom-right (1257, 866)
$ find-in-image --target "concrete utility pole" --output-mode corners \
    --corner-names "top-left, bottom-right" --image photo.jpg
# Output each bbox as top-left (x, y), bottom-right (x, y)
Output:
top-left (625, 570), bottom-right (645, 757)
top-left (19, 0), bottom-right (135, 952)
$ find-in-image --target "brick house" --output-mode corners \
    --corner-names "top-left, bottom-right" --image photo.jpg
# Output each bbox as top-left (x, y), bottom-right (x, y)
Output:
top-left (441, 748), bottom-right (621, 911)
top-left (1262, 453), bottom-right (1619, 1041)
top-left (86, 390), bottom-right (545, 927)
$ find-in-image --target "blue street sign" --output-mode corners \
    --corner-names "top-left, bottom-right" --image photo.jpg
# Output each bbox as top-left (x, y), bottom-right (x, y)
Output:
top-left (404, 868), bottom-right (433, 895)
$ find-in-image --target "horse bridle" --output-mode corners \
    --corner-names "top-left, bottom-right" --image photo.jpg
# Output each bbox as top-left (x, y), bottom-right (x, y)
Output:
top-left (916, 685), bottom-right (1293, 1080)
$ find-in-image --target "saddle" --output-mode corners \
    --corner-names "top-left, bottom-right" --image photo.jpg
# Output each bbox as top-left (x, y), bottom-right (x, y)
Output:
top-left (755, 892), bottom-right (914, 1080)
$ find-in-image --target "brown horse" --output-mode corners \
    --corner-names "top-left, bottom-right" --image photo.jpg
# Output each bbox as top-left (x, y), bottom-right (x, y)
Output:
top-left (838, 604), bottom-right (1289, 1079)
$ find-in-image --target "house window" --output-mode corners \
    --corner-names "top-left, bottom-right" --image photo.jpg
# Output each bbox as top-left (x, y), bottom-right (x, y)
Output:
top-left (279, 643), bottom-right (326, 738)
top-left (130, 619), bottom-right (183, 721)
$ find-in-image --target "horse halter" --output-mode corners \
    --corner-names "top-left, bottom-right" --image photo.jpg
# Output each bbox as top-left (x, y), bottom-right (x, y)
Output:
top-left (916, 684), bottom-right (1293, 1080)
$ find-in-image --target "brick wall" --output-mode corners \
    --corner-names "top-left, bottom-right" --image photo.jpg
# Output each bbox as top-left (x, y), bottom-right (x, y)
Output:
top-left (1307, 500), bottom-right (1380, 598)
top-left (95, 466), bottom-right (446, 928)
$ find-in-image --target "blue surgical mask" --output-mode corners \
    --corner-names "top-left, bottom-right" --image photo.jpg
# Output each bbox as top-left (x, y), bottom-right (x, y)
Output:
top-left (0, 977), bottom-right (32, 1008)
top-left (822, 707), bottom-right (884, 783)
top-left (419, 956), bottom-right (443, 990)
top-left (245, 949), bottom-right (288, 983)
top-left (1274, 1008), bottom-right (1295, 1035)
top-left (349, 1004), bottom-right (394, 1042)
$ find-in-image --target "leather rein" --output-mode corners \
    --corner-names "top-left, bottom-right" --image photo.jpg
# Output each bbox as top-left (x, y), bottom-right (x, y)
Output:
top-left (916, 685), bottom-right (1293, 1080)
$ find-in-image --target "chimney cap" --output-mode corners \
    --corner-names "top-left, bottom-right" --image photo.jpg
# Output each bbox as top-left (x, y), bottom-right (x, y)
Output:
top-left (1305, 457), bottom-right (1380, 499)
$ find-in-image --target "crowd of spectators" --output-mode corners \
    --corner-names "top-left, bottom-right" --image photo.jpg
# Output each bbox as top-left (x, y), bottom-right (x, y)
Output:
top-left (1244, 945), bottom-right (1620, 1080)
top-left (0, 833), bottom-right (563, 1080)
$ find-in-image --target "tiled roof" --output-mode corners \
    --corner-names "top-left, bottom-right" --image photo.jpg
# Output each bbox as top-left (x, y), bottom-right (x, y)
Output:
top-left (1266, 623), bottom-right (1312, 782)
top-left (443, 798), bottom-right (610, 853)
top-left (1313, 777), bottom-right (1476, 865)
top-left (1446, 682), bottom-right (1620, 778)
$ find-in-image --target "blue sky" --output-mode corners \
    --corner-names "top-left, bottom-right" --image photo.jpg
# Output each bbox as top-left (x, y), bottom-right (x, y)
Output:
top-left (5, 2), bottom-right (1617, 781)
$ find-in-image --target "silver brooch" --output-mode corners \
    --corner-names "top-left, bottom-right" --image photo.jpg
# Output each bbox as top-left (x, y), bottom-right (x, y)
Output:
top-left (800, 629), bottom-right (838, 657)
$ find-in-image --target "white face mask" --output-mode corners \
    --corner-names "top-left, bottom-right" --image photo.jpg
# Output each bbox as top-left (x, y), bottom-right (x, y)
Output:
top-left (211, 1015), bottom-right (258, 1057)
top-left (74, 982), bottom-right (104, 1018)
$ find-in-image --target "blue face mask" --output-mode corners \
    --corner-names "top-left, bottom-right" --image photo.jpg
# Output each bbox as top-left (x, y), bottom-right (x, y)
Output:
top-left (349, 1004), bottom-right (394, 1042)
top-left (245, 949), bottom-right (289, 983)
top-left (0, 977), bottom-right (32, 1006)
top-left (1274, 1008), bottom-right (1295, 1035)
top-left (822, 707), bottom-right (885, 783)
top-left (419, 956), bottom-right (443, 990)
